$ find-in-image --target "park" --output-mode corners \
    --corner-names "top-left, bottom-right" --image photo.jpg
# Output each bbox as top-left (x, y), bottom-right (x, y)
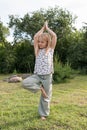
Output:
top-left (0, 5), bottom-right (87, 130)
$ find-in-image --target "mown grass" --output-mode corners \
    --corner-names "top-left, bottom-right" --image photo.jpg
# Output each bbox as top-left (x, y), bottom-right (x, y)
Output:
top-left (0, 74), bottom-right (87, 130)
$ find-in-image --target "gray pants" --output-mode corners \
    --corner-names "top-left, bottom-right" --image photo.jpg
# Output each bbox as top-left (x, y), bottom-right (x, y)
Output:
top-left (22, 74), bottom-right (52, 117)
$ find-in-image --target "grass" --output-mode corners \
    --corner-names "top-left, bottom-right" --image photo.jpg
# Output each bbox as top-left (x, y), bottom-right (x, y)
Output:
top-left (0, 74), bottom-right (87, 130)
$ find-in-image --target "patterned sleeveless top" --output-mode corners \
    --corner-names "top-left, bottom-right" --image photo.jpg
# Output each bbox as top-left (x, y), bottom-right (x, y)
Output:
top-left (34, 48), bottom-right (54, 75)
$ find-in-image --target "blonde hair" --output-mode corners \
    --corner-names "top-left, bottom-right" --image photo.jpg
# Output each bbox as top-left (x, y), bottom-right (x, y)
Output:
top-left (35, 32), bottom-right (52, 56)
top-left (38, 32), bottom-right (51, 50)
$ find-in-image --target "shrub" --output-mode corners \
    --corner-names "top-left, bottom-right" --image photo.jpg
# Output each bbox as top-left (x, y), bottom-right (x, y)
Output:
top-left (0, 45), bottom-right (15, 73)
top-left (53, 57), bottom-right (74, 83)
top-left (67, 42), bottom-right (87, 74)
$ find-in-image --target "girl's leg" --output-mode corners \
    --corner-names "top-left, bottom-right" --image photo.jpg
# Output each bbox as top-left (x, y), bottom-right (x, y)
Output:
top-left (38, 74), bottom-right (52, 118)
top-left (22, 74), bottom-right (41, 93)
top-left (40, 85), bottom-right (48, 98)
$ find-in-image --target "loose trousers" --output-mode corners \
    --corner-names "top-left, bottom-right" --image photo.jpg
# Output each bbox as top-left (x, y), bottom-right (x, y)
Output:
top-left (22, 74), bottom-right (52, 117)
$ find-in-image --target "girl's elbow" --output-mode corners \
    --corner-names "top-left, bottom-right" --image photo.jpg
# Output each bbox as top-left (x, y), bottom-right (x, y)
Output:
top-left (53, 33), bottom-right (57, 39)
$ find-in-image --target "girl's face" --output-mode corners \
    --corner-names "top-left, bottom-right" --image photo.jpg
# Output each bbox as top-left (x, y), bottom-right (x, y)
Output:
top-left (38, 37), bottom-right (48, 49)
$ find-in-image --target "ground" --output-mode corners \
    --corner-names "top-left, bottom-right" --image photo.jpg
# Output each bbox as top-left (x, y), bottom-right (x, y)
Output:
top-left (0, 74), bottom-right (87, 130)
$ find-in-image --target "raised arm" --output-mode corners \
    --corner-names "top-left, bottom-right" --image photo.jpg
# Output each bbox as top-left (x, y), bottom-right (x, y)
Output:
top-left (34, 26), bottom-right (44, 56)
top-left (45, 21), bottom-right (57, 49)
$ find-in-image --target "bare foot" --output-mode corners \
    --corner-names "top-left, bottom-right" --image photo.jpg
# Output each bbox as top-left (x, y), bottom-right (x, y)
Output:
top-left (40, 86), bottom-right (48, 98)
top-left (41, 116), bottom-right (46, 120)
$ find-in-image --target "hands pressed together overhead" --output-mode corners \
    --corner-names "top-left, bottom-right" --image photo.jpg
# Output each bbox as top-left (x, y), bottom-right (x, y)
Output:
top-left (42, 21), bottom-right (49, 31)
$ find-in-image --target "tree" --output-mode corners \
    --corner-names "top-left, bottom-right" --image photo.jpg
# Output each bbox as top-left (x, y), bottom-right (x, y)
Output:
top-left (14, 40), bottom-right (34, 73)
top-left (67, 28), bottom-right (87, 73)
top-left (8, 6), bottom-right (77, 64)
top-left (0, 20), bottom-right (15, 73)
top-left (0, 20), bottom-right (9, 43)
top-left (0, 44), bottom-right (15, 73)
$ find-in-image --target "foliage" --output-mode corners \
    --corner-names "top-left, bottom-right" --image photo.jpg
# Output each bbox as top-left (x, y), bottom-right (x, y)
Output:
top-left (0, 43), bottom-right (15, 73)
top-left (67, 41), bottom-right (87, 74)
top-left (8, 6), bottom-right (76, 64)
top-left (0, 21), bottom-right (13, 74)
top-left (64, 29), bottom-right (87, 74)
top-left (14, 40), bottom-right (34, 73)
top-left (0, 6), bottom-right (87, 74)
top-left (53, 57), bottom-right (74, 83)
top-left (0, 20), bottom-right (9, 42)
top-left (82, 22), bottom-right (87, 41)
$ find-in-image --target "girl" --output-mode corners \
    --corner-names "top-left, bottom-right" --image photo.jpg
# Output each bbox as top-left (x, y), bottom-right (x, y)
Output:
top-left (22, 21), bottom-right (57, 120)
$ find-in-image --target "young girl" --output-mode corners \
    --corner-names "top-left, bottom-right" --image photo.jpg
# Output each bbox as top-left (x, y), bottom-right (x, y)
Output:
top-left (22, 21), bottom-right (57, 120)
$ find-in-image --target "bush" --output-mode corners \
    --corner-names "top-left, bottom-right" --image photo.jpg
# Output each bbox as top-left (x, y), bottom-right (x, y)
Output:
top-left (67, 42), bottom-right (87, 74)
top-left (14, 41), bottom-right (34, 73)
top-left (53, 58), bottom-right (74, 83)
top-left (0, 45), bottom-right (15, 73)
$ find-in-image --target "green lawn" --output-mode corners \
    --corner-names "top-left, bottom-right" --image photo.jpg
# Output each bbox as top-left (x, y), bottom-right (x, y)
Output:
top-left (0, 75), bottom-right (87, 130)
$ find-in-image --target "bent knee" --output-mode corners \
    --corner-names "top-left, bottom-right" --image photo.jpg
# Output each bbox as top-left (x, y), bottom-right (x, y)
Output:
top-left (21, 78), bottom-right (33, 89)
